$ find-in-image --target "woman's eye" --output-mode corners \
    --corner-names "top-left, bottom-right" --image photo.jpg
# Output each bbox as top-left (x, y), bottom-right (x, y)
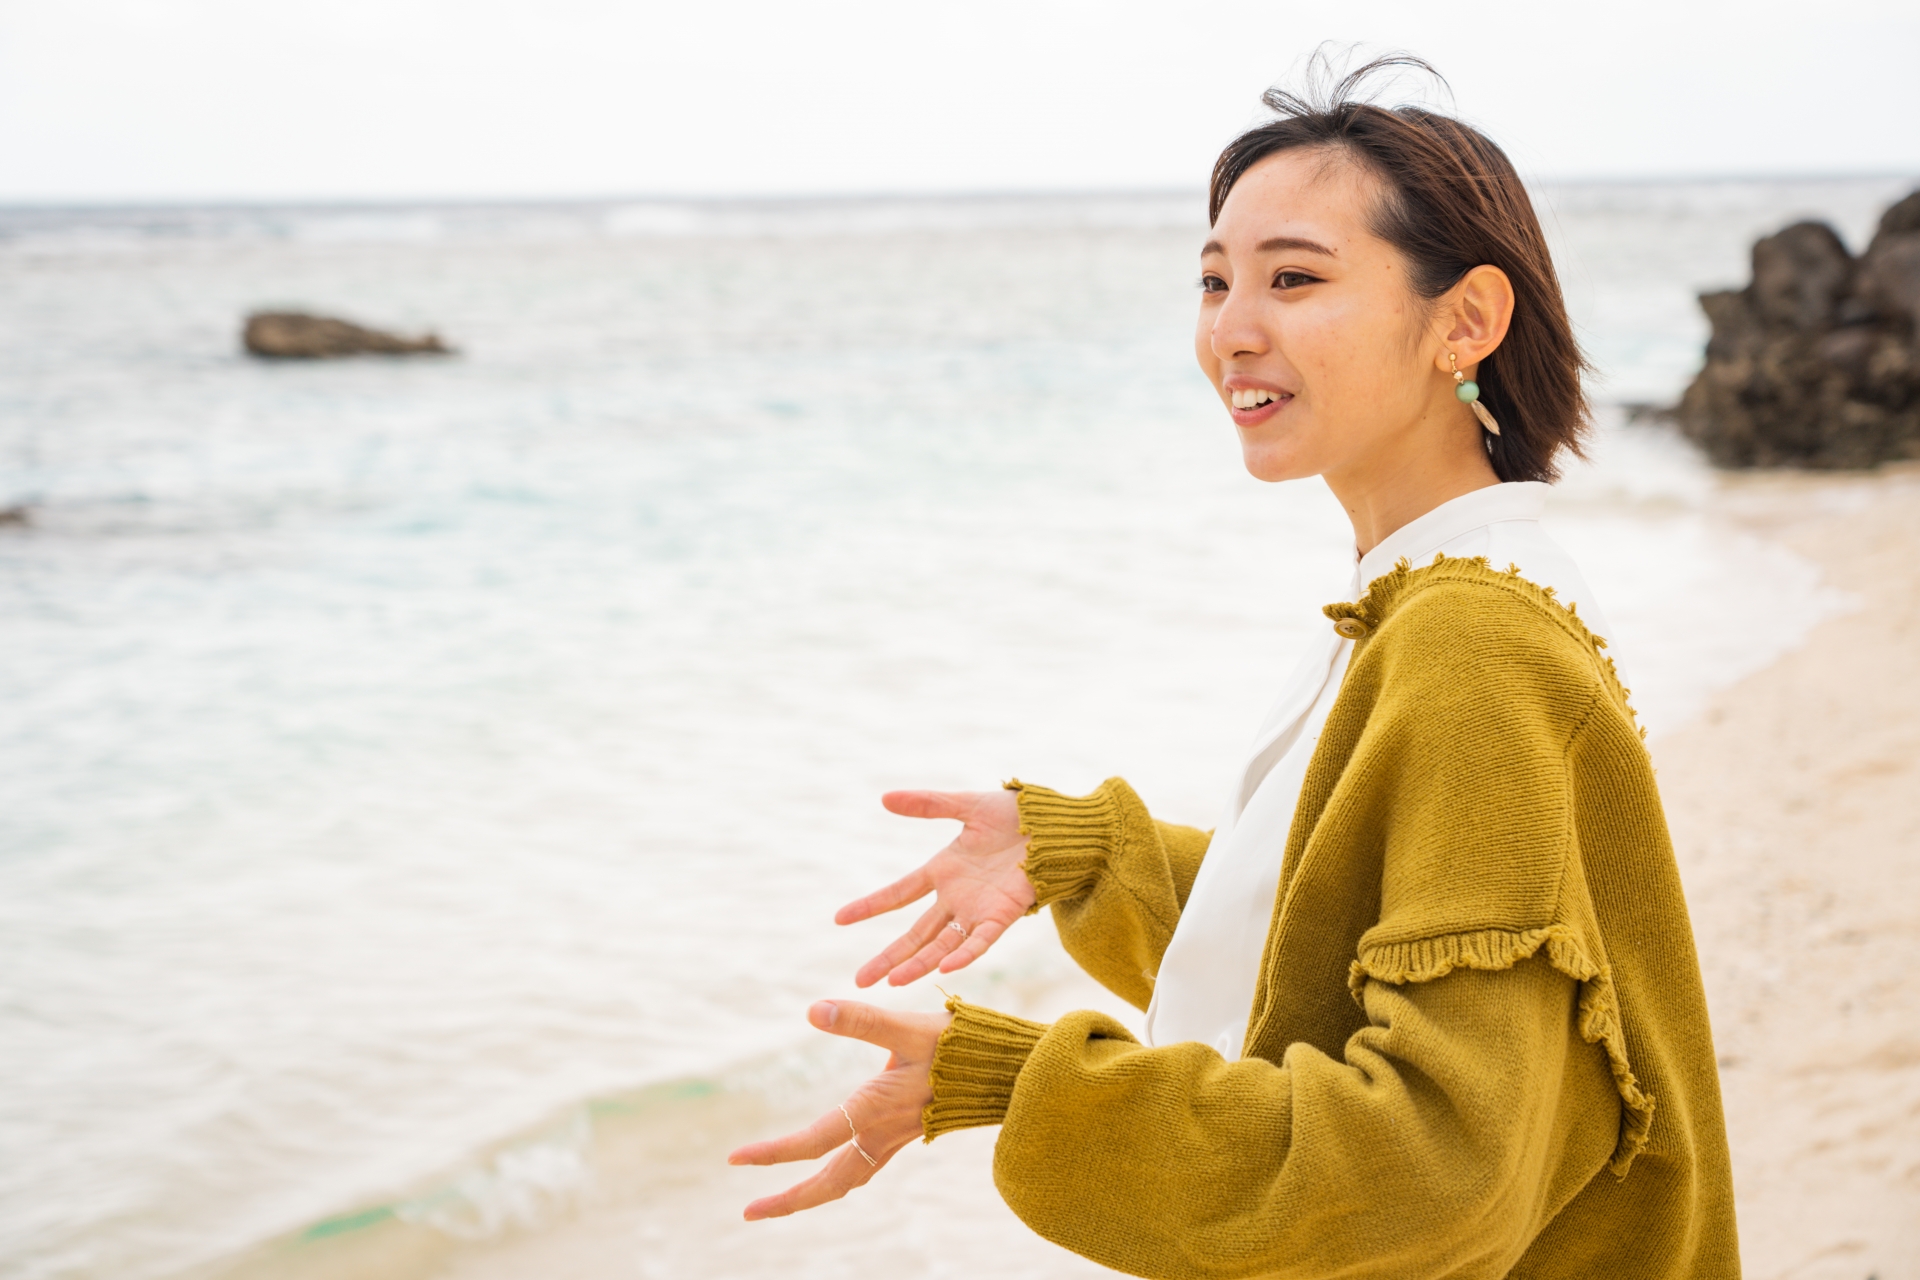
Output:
top-left (1273, 271), bottom-right (1319, 290)
top-left (1197, 274), bottom-right (1228, 293)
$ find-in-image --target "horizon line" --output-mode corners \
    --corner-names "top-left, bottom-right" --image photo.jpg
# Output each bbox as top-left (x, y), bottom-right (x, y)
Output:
top-left (2, 170), bottom-right (1917, 213)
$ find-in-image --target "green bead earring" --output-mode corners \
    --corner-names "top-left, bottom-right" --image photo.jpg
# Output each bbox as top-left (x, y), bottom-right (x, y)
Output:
top-left (1449, 351), bottom-right (1501, 436)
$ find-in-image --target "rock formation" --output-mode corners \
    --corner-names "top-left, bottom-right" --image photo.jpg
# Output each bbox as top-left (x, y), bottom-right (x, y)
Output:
top-left (1676, 190), bottom-right (1920, 468)
top-left (242, 311), bottom-right (452, 359)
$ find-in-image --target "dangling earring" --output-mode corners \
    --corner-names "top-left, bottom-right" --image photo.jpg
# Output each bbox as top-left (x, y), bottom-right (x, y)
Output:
top-left (1450, 351), bottom-right (1500, 436)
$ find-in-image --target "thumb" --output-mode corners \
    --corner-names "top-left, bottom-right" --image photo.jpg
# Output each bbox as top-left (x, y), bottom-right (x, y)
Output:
top-left (808, 999), bottom-right (928, 1056)
top-left (880, 790), bottom-right (975, 821)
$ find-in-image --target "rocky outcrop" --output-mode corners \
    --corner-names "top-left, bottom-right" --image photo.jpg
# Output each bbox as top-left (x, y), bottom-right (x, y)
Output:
top-left (1676, 190), bottom-right (1920, 468)
top-left (242, 311), bottom-right (452, 359)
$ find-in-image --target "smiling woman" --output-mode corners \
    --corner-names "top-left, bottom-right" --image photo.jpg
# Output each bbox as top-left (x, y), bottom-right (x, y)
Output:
top-left (731, 57), bottom-right (1740, 1279)
top-left (1200, 71), bottom-right (1592, 497)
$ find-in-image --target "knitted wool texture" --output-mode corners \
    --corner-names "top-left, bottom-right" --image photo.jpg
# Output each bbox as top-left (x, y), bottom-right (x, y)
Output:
top-left (922, 556), bottom-right (1739, 1279)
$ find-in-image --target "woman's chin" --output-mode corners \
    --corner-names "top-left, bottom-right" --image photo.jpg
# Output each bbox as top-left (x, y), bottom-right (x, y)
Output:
top-left (1238, 443), bottom-right (1319, 485)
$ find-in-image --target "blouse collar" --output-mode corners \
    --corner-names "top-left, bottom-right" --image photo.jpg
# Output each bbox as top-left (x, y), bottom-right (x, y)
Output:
top-left (1354, 481), bottom-right (1550, 586)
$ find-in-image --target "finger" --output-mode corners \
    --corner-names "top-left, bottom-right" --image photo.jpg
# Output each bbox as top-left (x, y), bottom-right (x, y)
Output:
top-left (880, 790), bottom-right (976, 821)
top-left (834, 865), bottom-right (932, 927)
top-left (808, 999), bottom-right (931, 1057)
top-left (726, 1104), bottom-right (856, 1168)
top-left (853, 903), bottom-right (947, 988)
top-left (743, 1144), bottom-right (886, 1221)
top-left (888, 917), bottom-right (968, 987)
top-left (937, 917), bottom-right (1006, 974)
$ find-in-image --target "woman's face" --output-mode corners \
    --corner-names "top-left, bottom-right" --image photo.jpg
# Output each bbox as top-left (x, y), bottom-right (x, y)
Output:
top-left (1195, 148), bottom-right (1445, 485)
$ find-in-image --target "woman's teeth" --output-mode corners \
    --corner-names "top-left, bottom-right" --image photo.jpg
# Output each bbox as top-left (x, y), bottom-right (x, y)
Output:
top-left (1231, 387), bottom-right (1281, 409)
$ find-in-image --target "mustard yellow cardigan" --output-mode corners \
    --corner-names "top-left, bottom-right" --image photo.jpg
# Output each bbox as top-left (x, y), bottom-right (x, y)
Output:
top-left (923, 556), bottom-right (1739, 1279)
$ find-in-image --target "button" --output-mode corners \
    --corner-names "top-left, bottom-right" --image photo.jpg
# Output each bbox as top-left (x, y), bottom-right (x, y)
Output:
top-left (1333, 617), bottom-right (1369, 640)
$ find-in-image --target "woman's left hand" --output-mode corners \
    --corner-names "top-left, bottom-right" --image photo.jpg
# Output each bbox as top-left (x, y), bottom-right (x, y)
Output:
top-left (727, 999), bottom-right (952, 1220)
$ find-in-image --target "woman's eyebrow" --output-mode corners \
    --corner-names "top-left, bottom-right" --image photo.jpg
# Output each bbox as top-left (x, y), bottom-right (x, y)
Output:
top-left (1258, 236), bottom-right (1336, 256)
top-left (1200, 235), bottom-right (1337, 258)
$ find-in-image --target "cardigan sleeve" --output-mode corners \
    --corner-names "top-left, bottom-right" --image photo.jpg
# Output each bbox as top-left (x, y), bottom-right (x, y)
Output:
top-left (924, 958), bottom-right (1621, 1280)
top-left (1008, 778), bottom-right (1211, 1011)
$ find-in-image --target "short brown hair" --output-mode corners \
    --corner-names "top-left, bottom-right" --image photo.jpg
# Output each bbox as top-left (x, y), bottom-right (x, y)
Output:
top-left (1210, 56), bottom-right (1591, 483)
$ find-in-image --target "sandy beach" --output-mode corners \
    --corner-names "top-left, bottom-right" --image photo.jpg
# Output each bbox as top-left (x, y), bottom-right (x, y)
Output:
top-left (1654, 466), bottom-right (1920, 1280)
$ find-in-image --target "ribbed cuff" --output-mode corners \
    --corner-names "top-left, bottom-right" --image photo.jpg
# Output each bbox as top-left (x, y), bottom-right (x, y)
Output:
top-left (1005, 778), bottom-right (1123, 913)
top-left (922, 996), bottom-right (1047, 1141)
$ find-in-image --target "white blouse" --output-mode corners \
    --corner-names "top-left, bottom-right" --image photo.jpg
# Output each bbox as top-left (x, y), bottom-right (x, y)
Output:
top-left (1143, 481), bottom-right (1620, 1056)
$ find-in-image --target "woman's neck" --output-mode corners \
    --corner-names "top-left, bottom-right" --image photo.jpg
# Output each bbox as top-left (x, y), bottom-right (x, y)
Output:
top-left (1325, 435), bottom-right (1502, 557)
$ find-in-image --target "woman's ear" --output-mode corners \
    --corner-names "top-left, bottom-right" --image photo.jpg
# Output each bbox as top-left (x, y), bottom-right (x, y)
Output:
top-left (1432, 264), bottom-right (1515, 374)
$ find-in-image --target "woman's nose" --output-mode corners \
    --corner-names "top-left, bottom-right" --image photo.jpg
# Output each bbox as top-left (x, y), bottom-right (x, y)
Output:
top-left (1209, 286), bottom-right (1269, 361)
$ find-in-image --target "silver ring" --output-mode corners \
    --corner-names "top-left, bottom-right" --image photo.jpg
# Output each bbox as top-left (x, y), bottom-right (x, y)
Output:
top-left (945, 921), bottom-right (968, 938)
top-left (838, 1104), bottom-right (878, 1167)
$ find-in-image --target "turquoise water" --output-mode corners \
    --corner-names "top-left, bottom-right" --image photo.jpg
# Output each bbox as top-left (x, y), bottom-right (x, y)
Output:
top-left (0, 180), bottom-right (1906, 1280)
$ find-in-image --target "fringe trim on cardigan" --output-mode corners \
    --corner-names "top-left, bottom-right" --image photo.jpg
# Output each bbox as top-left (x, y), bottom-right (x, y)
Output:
top-left (922, 996), bottom-right (1046, 1141)
top-left (1323, 554), bottom-right (1647, 744)
top-left (1004, 779), bottom-right (1122, 914)
top-left (1348, 925), bottom-right (1657, 1177)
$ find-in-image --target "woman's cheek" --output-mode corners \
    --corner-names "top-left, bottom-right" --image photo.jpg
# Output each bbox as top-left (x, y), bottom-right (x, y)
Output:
top-left (1193, 334), bottom-right (1221, 389)
top-left (1291, 302), bottom-right (1358, 371)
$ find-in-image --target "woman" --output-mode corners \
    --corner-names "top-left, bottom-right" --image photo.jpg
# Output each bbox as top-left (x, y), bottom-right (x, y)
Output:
top-left (731, 60), bottom-right (1739, 1279)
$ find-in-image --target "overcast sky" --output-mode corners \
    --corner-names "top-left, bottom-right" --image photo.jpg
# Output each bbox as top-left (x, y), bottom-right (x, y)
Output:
top-left (1, 0), bottom-right (1916, 203)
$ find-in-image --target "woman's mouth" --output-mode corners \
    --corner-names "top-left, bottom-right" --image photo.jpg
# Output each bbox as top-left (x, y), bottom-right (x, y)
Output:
top-left (1228, 386), bottom-right (1290, 422)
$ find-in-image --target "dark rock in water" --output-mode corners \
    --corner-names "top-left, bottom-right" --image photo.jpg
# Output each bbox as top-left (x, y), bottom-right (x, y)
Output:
top-left (242, 311), bottom-right (452, 359)
top-left (1749, 222), bottom-right (1853, 330)
top-left (1676, 189), bottom-right (1920, 469)
top-left (1857, 224), bottom-right (1920, 325)
top-left (0, 504), bottom-right (29, 528)
top-left (1875, 189), bottom-right (1920, 239)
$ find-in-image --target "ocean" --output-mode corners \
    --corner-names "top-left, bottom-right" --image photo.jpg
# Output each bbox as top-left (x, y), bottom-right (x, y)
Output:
top-left (0, 178), bottom-right (1910, 1280)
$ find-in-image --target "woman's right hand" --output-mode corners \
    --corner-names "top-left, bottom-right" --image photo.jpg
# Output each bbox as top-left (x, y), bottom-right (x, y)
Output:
top-left (837, 788), bottom-right (1035, 987)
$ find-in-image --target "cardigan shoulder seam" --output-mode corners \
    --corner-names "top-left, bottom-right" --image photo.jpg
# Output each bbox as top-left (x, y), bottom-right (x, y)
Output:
top-left (1549, 681), bottom-right (1608, 922)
